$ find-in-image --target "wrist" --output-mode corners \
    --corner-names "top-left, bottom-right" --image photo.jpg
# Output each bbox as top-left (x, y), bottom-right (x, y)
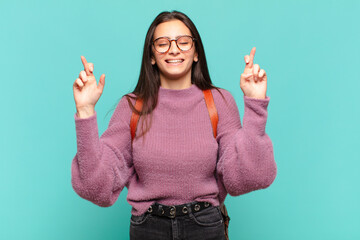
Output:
top-left (76, 105), bottom-right (95, 118)
top-left (245, 95), bottom-right (266, 100)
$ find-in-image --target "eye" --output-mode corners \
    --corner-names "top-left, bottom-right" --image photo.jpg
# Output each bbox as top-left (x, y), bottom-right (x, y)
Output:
top-left (178, 36), bottom-right (192, 45)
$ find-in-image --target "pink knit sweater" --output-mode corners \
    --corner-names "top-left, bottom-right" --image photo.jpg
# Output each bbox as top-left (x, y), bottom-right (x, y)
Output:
top-left (71, 84), bottom-right (277, 216)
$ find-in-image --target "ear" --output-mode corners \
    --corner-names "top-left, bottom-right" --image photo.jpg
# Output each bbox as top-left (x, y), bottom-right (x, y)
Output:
top-left (151, 56), bottom-right (156, 65)
top-left (194, 51), bottom-right (198, 62)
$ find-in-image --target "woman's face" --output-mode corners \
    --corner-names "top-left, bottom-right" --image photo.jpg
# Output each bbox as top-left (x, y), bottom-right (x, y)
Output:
top-left (151, 19), bottom-right (198, 81)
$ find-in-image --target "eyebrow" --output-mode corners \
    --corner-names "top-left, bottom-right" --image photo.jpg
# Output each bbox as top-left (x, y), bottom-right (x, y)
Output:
top-left (155, 34), bottom-right (191, 39)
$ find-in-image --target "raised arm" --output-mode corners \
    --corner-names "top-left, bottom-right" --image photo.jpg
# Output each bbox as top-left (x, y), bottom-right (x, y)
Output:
top-left (71, 96), bottom-right (135, 207)
top-left (71, 56), bottom-right (134, 207)
top-left (215, 47), bottom-right (276, 198)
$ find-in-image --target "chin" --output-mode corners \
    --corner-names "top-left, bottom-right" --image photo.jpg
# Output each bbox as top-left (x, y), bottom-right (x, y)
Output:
top-left (158, 61), bottom-right (193, 77)
top-left (166, 70), bottom-right (192, 79)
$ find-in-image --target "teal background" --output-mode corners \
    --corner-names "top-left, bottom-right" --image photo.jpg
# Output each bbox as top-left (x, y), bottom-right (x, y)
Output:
top-left (1, 0), bottom-right (359, 239)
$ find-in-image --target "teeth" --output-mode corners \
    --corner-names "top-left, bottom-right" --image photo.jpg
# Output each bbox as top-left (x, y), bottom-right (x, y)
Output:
top-left (167, 60), bottom-right (183, 63)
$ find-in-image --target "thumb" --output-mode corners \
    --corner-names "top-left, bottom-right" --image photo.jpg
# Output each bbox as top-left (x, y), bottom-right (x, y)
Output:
top-left (98, 74), bottom-right (105, 93)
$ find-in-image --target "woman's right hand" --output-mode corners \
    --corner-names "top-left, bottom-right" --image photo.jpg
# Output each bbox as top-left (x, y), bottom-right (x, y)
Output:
top-left (73, 56), bottom-right (105, 118)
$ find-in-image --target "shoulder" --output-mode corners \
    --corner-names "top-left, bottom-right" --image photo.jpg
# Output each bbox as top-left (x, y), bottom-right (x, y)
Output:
top-left (210, 87), bottom-right (238, 111)
top-left (108, 93), bottom-right (137, 126)
top-left (209, 87), bottom-right (242, 133)
top-left (116, 93), bottom-right (135, 112)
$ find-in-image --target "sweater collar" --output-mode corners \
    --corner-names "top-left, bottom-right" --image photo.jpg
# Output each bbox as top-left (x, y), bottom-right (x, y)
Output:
top-left (158, 84), bottom-right (201, 100)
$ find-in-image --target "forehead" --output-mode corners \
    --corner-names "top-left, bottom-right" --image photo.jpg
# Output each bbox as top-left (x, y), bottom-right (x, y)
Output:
top-left (153, 19), bottom-right (192, 39)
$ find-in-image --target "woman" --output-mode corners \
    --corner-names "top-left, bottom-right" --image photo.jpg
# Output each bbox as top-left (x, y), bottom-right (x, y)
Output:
top-left (71, 10), bottom-right (277, 240)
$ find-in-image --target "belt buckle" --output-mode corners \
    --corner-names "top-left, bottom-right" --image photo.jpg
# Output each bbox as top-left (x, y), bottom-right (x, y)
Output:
top-left (169, 206), bottom-right (176, 218)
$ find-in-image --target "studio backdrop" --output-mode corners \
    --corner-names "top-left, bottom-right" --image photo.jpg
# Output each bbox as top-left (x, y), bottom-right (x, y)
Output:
top-left (1, 0), bottom-right (359, 239)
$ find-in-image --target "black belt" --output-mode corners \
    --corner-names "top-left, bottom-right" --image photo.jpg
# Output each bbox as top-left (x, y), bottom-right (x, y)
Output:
top-left (146, 201), bottom-right (212, 219)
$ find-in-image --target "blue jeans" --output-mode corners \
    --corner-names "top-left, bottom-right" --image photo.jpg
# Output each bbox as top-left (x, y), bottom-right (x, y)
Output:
top-left (130, 204), bottom-right (226, 240)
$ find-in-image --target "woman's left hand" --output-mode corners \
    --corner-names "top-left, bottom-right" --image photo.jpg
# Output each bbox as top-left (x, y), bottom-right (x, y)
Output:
top-left (240, 47), bottom-right (267, 99)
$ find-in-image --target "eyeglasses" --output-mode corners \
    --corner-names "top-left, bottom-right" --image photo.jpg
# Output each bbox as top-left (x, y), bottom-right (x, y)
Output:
top-left (152, 35), bottom-right (196, 53)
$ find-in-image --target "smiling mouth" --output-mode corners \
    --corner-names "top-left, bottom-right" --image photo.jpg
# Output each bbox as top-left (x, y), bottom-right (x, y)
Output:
top-left (165, 59), bottom-right (184, 64)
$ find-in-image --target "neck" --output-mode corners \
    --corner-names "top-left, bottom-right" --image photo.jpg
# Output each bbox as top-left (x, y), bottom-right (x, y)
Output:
top-left (159, 70), bottom-right (192, 90)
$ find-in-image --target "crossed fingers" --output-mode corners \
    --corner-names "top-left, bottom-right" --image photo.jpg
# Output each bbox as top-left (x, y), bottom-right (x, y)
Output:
top-left (75, 56), bottom-right (94, 88)
top-left (81, 56), bottom-right (94, 76)
top-left (242, 47), bottom-right (266, 82)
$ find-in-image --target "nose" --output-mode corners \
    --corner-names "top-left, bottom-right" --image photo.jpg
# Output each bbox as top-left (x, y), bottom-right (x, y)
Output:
top-left (168, 40), bottom-right (180, 54)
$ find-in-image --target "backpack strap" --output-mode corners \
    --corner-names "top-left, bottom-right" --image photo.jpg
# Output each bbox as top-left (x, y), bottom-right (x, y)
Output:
top-left (202, 89), bottom-right (218, 138)
top-left (130, 89), bottom-right (218, 141)
top-left (130, 98), bottom-right (143, 142)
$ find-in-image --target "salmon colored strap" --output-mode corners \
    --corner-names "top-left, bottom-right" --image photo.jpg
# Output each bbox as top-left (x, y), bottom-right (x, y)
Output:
top-left (203, 89), bottom-right (218, 138)
top-left (130, 98), bottom-right (143, 142)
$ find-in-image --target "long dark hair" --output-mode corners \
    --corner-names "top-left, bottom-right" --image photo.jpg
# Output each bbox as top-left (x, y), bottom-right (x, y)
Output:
top-left (123, 10), bottom-right (225, 139)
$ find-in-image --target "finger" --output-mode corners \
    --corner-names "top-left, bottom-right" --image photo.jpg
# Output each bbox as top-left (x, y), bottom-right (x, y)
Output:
top-left (244, 55), bottom-right (250, 64)
top-left (81, 56), bottom-right (91, 76)
top-left (98, 74), bottom-right (105, 93)
top-left (241, 73), bottom-right (253, 81)
top-left (88, 63), bottom-right (94, 73)
top-left (253, 64), bottom-right (260, 82)
top-left (253, 64), bottom-right (260, 73)
top-left (79, 70), bottom-right (88, 82)
top-left (248, 47), bottom-right (256, 68)
top-left (242, 73), bottom-right (252, 78)
top-left (259, 69), bottom-right (266, 78)
top-left (75, 78), bottom-right (84, 88)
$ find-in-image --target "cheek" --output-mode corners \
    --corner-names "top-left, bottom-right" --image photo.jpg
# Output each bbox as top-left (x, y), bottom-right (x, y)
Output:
top-left (187, 52), bottom-right (197, 63)
top-left (154, 53), bottom-right (165, 63)
top-left (151, 48), bottom-right (161, 64)
top-left (152, 55), bottom-right (161, 65)
top-left (189, 50), bottom-right (197, 60)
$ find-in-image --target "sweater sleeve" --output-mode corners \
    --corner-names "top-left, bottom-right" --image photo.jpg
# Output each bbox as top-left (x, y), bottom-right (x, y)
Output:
top-left (215, 90), bottom-right (277, 197)
top-left (71, 95), bottom-right (135, 207)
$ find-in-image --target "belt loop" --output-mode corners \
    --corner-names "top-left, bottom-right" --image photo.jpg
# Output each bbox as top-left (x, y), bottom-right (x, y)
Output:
top-left (169, 206), bottom-right (176, 218)
top-left (158, 205), bottom-right (165, 215)
top-left (186, 202), bottom-right (193, 214)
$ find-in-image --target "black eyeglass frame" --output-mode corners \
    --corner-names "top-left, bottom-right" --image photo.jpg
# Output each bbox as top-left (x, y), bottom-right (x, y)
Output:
top-left (152, 35), bottom-right (196, 54)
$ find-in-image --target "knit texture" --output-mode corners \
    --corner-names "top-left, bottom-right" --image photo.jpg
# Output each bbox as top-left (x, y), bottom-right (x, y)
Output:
top-left (71, 84), bottom-right (277, 216)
